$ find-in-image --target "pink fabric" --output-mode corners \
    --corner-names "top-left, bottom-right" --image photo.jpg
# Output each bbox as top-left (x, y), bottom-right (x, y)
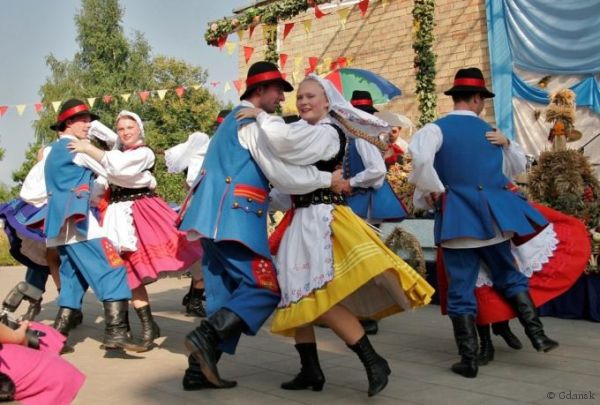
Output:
top-left (124, 196), bottom-right (202, 289)
top-left (29, 322), bottom-right (66, 354)
top-left (0, 340), bottom-right (85, 405)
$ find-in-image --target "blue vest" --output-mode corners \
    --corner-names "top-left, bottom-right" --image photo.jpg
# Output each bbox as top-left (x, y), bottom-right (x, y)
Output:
top-left (42, 137), bottom-right (94, 239)
top-left (343, 138), bottom-right (407, 221)
top-left (178, 105), bottom-right (271, 258)
top-left (432, 114), bottom-right (547, 244)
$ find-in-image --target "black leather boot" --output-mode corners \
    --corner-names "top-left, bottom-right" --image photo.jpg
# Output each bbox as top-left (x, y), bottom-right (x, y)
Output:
top-left (53, 307), bottom-right (78, 336)
top-left (21, 298), bottom-right (42, 321)
top-left (450, 315), bottom-right (479, 378)
top-left (182, 280), bottom-right (193, 307)
top-left (182, 352), bottom-right (237, 390)
top-left (102, 301), bottom-right (147, 352)
top-left (185, 308), bottom-right (246, 388)
top-left (347, 335), bottom-right (391, 397)
top-left (281, 343), bottom-right (325, 391)
top-left (492, 320), bottom-right (523, 350)
top-left (508, 292), bottom-right (559, 352)
top-left (186, 288), bottom-right (207, 318)
top-left (359, 319), bottom-right (378, 335)
top-left (477, 324), bottom-right (495, 366)
top-left (135, 305), bottom-right (161, 351)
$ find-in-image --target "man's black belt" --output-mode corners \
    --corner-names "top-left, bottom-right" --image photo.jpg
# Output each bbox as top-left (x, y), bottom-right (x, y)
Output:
top-left (294, 188), bottom-right (346, 208)
top-left (110, 186), bottom-right (155, 203)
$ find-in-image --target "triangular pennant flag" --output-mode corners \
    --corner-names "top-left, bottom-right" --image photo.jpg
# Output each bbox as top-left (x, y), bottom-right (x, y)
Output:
top-left (308, 56), bottom-right (319, 71)
top-left (283, 23), bottom-right (295, 40)
top-left (225, 41), bottom-right (237, 55)
top-left (138, 91), bottom-right (150, 103)
top-left (233, 79), bottom-right (243, 94)
top-left (210, 81), bottom-right (220, 88)
top-left (294, 56), bottom-right (304, 68)
top-left (330, 61), bottom-right (339, 71)
top-left (338, 8), bottom-right (351, 27)
top-left (224, 82), bottom-right (231, 93)
top-left (304, 67), bottom-right (313, 77)
top-left (121, 93), bottom-right (131, 102)
top-left (52, 101), bottom-right (62, 112)
top-left (292, 71), bottom-right (301, 84)
top-left (279, 53), bottom-right (288, 70)
top-left (175, 86), bottom-right (185, 98)
top-left (358, 0), bottom-right (369, 17)
top-left (315, 5), bottom-right (327, 18)
top-left (281, 73), bottom-right (288, 81)
top-left (103, 95), bottom-right (112, 104)
top-left (157, 89), bottom-right (168, 100)
top-left (191, 84), bottom-right (201, 90)
top-left (381, 0), bottom-right (389, 10)
top-left (236, 30), bottom-right (245, 42)
top-left (34, 103), bottom-right (43, 113)
top-left (243, 46), bottom-right (254, 64)
top-left (16, 105), bottom-right (26, 116)
top-left (87, 97), bottom-right (96, 107)
top-left (248, 25), bottom-right (256, 39)
top-left (217, 35), bottom-right (227, 50)
top-left (303, 19), bottom-right (312, 35)
top-left (0, 106), bottom-right (8, 117)
top-left (337, 57), bottom-right (348, 68)
top-left (323, 56), bottom-right (332, 72)
top-left (346, 56), bottom-right (354, 66)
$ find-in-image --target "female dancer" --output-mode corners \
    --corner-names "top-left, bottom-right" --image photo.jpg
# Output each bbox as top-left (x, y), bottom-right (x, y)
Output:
top-left (68, 110), bottom-right (203, 350)
top-left (238, 75), bottom-right (434, 397)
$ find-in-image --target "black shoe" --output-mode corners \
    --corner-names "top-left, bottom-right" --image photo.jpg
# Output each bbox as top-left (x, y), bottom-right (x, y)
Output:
top-left (186, 288), bottom-right (207, 318)
top-left (135, 305), bottom-right (161, 351)
top-left (491, 321), bottom-right (523, 350)
top-left (476, 324), bottom-right (495, 366)
top-left (185, 308), bottom-right (246, 388)
top-left (183, 353), bottom-right (237, 390)
top-left (348, 335), bottom-right (391, 397)
top-left (450, 315), bottom-right (479, 378)
top-left (508, 292), bottom-right (559, 352)
top-left (281, 343), bottom-right (325, 391)
top-left (360, 319), bottom-right (378, 335)
top-left (102, 301), bottom-right (148, 352)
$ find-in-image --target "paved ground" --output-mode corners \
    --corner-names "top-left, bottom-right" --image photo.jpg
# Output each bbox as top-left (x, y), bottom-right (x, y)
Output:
top-left (1, 266), bottom-right (599, 405)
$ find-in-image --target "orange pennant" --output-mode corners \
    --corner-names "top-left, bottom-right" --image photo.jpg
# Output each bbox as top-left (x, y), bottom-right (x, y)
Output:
top-left (279, 53), bottom-right (288, 70)
top-left (337, 57), bottom-right (348, 68)
top-left (103, 95), bottom-right (112, 104)
top-left (34, 103), bottom-right (43, 113)
top-left (175, 87), bottom-right (185, 98)
top-left (315, 6), bottom-right (327, 18)
top-left (283, 22), bottom-right (295, 40)
top-left (138, 91), bottom-right (150, 103)
top-left (358, 0), bottom-right (369, 17)
top-left (0, 106), bottom-right (7, 117)
top-left (233, 79), bottom-right (243, 94)
top-left (249, 25), bottom-right (256, 39)
top-left (308, 56), bottom-right (319, 71)
top-left (243, 46), bottom-right (254, 64)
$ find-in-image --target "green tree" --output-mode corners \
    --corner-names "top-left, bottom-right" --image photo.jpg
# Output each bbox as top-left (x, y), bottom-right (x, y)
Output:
top-left (12, 0), bottom-right (223, 203)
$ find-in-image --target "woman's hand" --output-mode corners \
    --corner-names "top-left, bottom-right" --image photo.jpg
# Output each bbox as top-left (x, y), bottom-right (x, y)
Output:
top-left (67, 138), bottom-right (92, 154)
top-left (235, 108), bottom-right (263, 120)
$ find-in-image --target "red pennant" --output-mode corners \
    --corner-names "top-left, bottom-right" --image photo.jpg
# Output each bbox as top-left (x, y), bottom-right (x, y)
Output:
top-left (138, 91), bottom-right (150, 103)
top-left (358, 0), bottom-right (369, 17)
top-left (34, 103), bottom-right (43, 113)
top-left (249, 26), bottom-right (256, 39)
top-left (283, 23), bottom-right (294, 40)
top-left (217, 35), bottom-right (227, 50)
top-left (315, 6), bottom-right (327, 18)
top-left (279, 53), bottom-right (288, 70)
top-left (233, 79), bottom-right (243, 94)
top-left (337, 57), bottom-right (348, 68)
top-left (103, 95), bottom-right (112, 104)
top-left (0, 106), bottom-right (7, 117)
top-left (281, 73), bottom-right (288, 81)
top-left (210, 81), bottom-right (220, 88)
top-left (304, 67), bottom-right (314, 76)
top-left (243, 46), bottom-right (254, 64)
top-left (175, 86), bottom-right (185, 98)
top-left (308, 56), bottom-right (319, 71)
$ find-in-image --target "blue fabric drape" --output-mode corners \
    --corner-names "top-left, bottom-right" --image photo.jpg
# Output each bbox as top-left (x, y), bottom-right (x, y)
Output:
top-left (486, 0), bottom-right (600, 138)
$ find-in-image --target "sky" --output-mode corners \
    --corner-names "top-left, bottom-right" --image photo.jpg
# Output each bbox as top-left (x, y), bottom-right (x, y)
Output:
top-left (0, 0), bottom-right (250, 186)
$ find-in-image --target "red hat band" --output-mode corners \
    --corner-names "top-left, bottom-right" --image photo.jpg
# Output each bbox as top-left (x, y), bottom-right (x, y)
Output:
top-left (58, 104), bottom-right (90, 122)
top-left (246, 71), bottom-right (284, 87)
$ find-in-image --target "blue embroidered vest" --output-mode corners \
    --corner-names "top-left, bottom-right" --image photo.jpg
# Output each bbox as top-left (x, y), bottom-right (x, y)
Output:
top-left (43, 137), bottom-right (94, 239)
top-left (433, 114), bottom-right (547, 244)
top-left (178, 105), bottom-right (271, 258)
top-left (343, 137), bottom-right (407, 221)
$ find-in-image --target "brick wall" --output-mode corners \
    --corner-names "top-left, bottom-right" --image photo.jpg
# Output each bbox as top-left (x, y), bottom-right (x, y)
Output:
top-left (237, 0), bottom-right (494, 126)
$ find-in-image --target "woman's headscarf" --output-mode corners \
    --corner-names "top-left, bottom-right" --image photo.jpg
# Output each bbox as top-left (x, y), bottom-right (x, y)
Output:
top-left (115, 110), bottom-right (145, 150)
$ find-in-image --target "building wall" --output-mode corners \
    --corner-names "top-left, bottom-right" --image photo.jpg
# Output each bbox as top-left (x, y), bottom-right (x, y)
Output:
top-left (238, 0), bottom-right (494, 126)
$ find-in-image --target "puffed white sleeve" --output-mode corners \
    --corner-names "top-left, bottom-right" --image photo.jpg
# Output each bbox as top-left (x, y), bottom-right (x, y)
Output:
top-left (348, 138), bottom-right (386, 189)
top-left (502, 141), bottom-right (527, 179)
top-left (408, 123), bottom-right (445, 210)
top-left (100, 147), bottom-right (155, 178)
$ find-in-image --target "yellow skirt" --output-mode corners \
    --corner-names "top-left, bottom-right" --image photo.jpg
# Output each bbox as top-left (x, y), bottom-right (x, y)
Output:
top-left (271, 205), bottom-right (435, 336)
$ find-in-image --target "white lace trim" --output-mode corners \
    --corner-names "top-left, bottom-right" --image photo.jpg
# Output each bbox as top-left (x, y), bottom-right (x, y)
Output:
top-left (476, 224), bottom-right (558, 287)
top-left (103, 201), bottom-right (137, 253)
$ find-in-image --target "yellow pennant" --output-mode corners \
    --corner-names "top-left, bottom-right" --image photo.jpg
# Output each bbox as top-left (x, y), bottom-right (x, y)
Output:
top-left (381, 0), bottom-right (390, 10)
top-left (224, 81), bottom-right (231, 93)
top-left (303, 19), bottom-right (312, 35)
top-left (157, 89), bottom-right (168, 100)
top-left (191, 84), bottom-right (201, 90)
top-left (52, 101), bottom-right (62, 112)
top-left (294, 56), bottom-right (303, 68)
top-left (292, 70), bottom-right (301, 84)
top-left (323, 56), bottom-right (333, 72)
top-left (225, 42), bottom-right (237, 55)
top-left (87, 98), bottom-right (96, 108)
top-left (338, 8), bottom-right (351, 27)
top-left (346, 57), bottom-right (354, 67)
top-left (16, 105), bottom-right (26, 116)
top-left (121, 93), bottom-right (131, 102)
top-left (236, 30), bottom-right (245, 42)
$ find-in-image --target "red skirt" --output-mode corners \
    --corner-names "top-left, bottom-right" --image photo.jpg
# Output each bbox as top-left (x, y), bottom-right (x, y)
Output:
top-left (437, 203), bottom-right (590, 324)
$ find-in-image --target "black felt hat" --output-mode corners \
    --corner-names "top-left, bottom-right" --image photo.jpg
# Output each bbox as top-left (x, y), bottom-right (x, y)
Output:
top-left (444, 67), bottom-right (495, 98)
top-left (240, 61), bottom-right (293, 100)
top-left (350, 90), bottom-right (378, 113)
top-left (50, 98), bottom-right (99, 131)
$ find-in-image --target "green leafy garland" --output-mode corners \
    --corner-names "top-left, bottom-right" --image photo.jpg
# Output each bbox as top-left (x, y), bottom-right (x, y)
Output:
top-left (412, 0), bottom-right (437, 127)
top-left (205, 0), bottom-right (330, 63)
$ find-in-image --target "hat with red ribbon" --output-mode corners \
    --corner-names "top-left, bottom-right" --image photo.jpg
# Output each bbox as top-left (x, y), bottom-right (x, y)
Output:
top-left (240, 61), bottom-right (293, 100)
top-left (444, 67), bottom-right (495, 98)
top-left (50, 98), bottom-right (99, 131)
